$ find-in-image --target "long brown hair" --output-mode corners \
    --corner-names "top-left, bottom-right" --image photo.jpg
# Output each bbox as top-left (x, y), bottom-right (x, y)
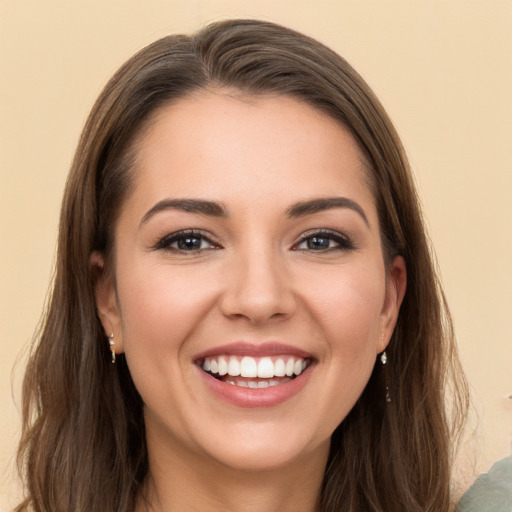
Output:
top-left (16, 19), bottom-right (468, 512)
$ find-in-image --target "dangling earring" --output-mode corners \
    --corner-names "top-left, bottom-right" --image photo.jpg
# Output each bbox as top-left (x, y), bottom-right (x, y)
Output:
top-left (380, 349), bottom-right (391, 403)
top-left (109, 333), bottom-right (116, 364)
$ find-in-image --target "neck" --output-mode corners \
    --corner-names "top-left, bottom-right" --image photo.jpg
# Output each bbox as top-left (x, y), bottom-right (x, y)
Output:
top-left (137, 429), bottom-right (328, 512)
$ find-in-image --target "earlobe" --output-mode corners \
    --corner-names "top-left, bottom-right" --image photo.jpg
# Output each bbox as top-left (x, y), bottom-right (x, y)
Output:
top-left (90, 251), bottom-right (124, 353)
top-left (378, 255), bottom-right (407, 352)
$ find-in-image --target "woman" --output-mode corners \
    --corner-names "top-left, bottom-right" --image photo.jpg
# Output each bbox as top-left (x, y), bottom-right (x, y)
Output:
top-left (15, 19), bottom-right (468, 512)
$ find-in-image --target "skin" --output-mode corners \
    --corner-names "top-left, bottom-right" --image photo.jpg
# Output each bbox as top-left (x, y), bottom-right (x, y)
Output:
top-left (93, 90), bottom-right (406, 512)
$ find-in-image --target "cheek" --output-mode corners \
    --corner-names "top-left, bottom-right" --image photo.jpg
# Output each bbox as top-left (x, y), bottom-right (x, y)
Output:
top-left (305, 265), bottom-right (385, 351)
top-left (116, 258), bottom-right (219, 356)
top-left (301, 264), bottom-right (385, 416)
top-left (114, 260), bottom-right (220, 426)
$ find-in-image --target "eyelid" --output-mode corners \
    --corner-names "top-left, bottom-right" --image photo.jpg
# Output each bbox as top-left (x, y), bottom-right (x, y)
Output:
top-left (152, 228), bottom-right (355, 253)
top-left (292, 228), bottom-right (356, 251)
top-left (153, 229), bottom-right (221, 251)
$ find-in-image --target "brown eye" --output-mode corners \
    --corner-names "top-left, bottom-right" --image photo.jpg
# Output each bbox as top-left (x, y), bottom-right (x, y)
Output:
top-left (305, 236), bottom-right (332, 250)
top-left (176, 236), bottom-right (203, 250)
top-left (155, 230), bottom-right (219, 252)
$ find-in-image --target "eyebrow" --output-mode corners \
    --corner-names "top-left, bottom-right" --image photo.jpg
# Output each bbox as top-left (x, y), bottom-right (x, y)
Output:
top-left (140, 198), bottom-right (228, 225)
top-left (286, 197), bottom-right (369, 227)
top-left (140, 196), bottom-right (369, 227)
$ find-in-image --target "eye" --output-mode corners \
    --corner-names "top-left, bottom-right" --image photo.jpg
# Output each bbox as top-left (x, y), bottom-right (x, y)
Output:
top-left (154, 230), bottom-right (220, 252)
top-left (293, 230), bottom-right (355, 252)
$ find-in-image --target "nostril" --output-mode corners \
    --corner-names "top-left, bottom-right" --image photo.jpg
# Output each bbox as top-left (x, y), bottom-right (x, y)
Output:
top-left (218, 257), bottom-right (297, 323)
top-left (220, 292), bottom-right (297, 324)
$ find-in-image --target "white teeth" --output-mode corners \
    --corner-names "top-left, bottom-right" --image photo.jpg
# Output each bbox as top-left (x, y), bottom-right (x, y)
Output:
top-left (293, 359), bottom-right (303, 376)
top-left (257, 357), bottom-right (274, 378)
top-left (274, 358), bottom-right (286, 377)
top-left (202, 355), bottom-right (309, 379)
top-left (230, 377), bottom-right (292, 388)
top-left (227, 357), bottom-right (241, 376)
top-left (285, 358), bottom-right (295, 377)
top-left (240, 356), bottom-right (258, 378)
top-left (218, 356), bottom-right (228, 376)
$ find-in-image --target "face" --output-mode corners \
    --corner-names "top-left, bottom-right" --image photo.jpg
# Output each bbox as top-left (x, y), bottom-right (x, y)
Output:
top-left (95, 91), bottom-right (406, 474)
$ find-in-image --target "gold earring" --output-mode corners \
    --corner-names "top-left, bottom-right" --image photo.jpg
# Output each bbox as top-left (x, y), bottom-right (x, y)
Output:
top-left (109, 333), bottom-right (115, 364)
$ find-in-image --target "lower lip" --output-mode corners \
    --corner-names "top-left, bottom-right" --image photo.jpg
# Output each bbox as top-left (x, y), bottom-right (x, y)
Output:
top-left (198, 365), bottom-right (314, 408)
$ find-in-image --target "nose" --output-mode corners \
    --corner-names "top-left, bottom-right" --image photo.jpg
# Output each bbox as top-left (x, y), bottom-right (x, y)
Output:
top-left (220, 245), bottom-right (297, 325)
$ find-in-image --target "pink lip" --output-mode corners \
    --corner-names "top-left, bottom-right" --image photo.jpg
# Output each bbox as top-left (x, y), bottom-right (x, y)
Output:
top-left (197, 363), bottom-right (314, 408)
top-left (193, 342), bottom-right (313, 361)
top-left (193, 342), bottom-right (315, 408)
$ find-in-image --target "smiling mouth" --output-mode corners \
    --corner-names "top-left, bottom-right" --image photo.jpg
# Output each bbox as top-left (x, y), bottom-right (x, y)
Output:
top-left (199, 355), bottom-right (311, 388)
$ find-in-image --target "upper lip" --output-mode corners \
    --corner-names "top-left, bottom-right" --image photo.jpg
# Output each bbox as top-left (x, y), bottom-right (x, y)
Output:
top-left (193, 342), bottom-right (314, 362)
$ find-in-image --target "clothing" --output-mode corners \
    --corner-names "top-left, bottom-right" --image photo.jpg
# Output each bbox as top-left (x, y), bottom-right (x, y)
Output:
top-left (457, 457), bottom-right (512, 512)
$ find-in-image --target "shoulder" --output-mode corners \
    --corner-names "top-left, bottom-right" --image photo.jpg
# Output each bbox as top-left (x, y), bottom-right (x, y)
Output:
top-left (457, 457), bottom-right (512, 512)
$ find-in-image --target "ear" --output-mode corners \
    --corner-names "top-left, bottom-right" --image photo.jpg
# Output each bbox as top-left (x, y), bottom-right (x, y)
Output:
top-left (90, 251), bottom-right (124, 354)
top-left (378, 255), bottom-right (407, 353)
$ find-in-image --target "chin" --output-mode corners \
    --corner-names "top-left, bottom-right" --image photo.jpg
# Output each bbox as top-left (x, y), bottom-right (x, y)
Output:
top-left (194, 422), bottom-right (330, 473)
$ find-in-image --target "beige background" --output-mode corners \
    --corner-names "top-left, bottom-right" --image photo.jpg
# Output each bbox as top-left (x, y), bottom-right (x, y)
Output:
top-left (1, 0), bottom-right (511, 508)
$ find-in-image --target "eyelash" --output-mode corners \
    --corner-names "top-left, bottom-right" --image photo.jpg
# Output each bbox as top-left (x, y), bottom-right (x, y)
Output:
top-left (154, 229), bottom-right (220, 252)
top-left (154, 228), bottom-right (355, 254)
top-left (292, 229), bottom-right (355, 252)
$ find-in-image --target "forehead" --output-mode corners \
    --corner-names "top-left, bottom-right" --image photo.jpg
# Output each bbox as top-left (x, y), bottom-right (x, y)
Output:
top-left (127, 91), bottom-right (376, 217)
